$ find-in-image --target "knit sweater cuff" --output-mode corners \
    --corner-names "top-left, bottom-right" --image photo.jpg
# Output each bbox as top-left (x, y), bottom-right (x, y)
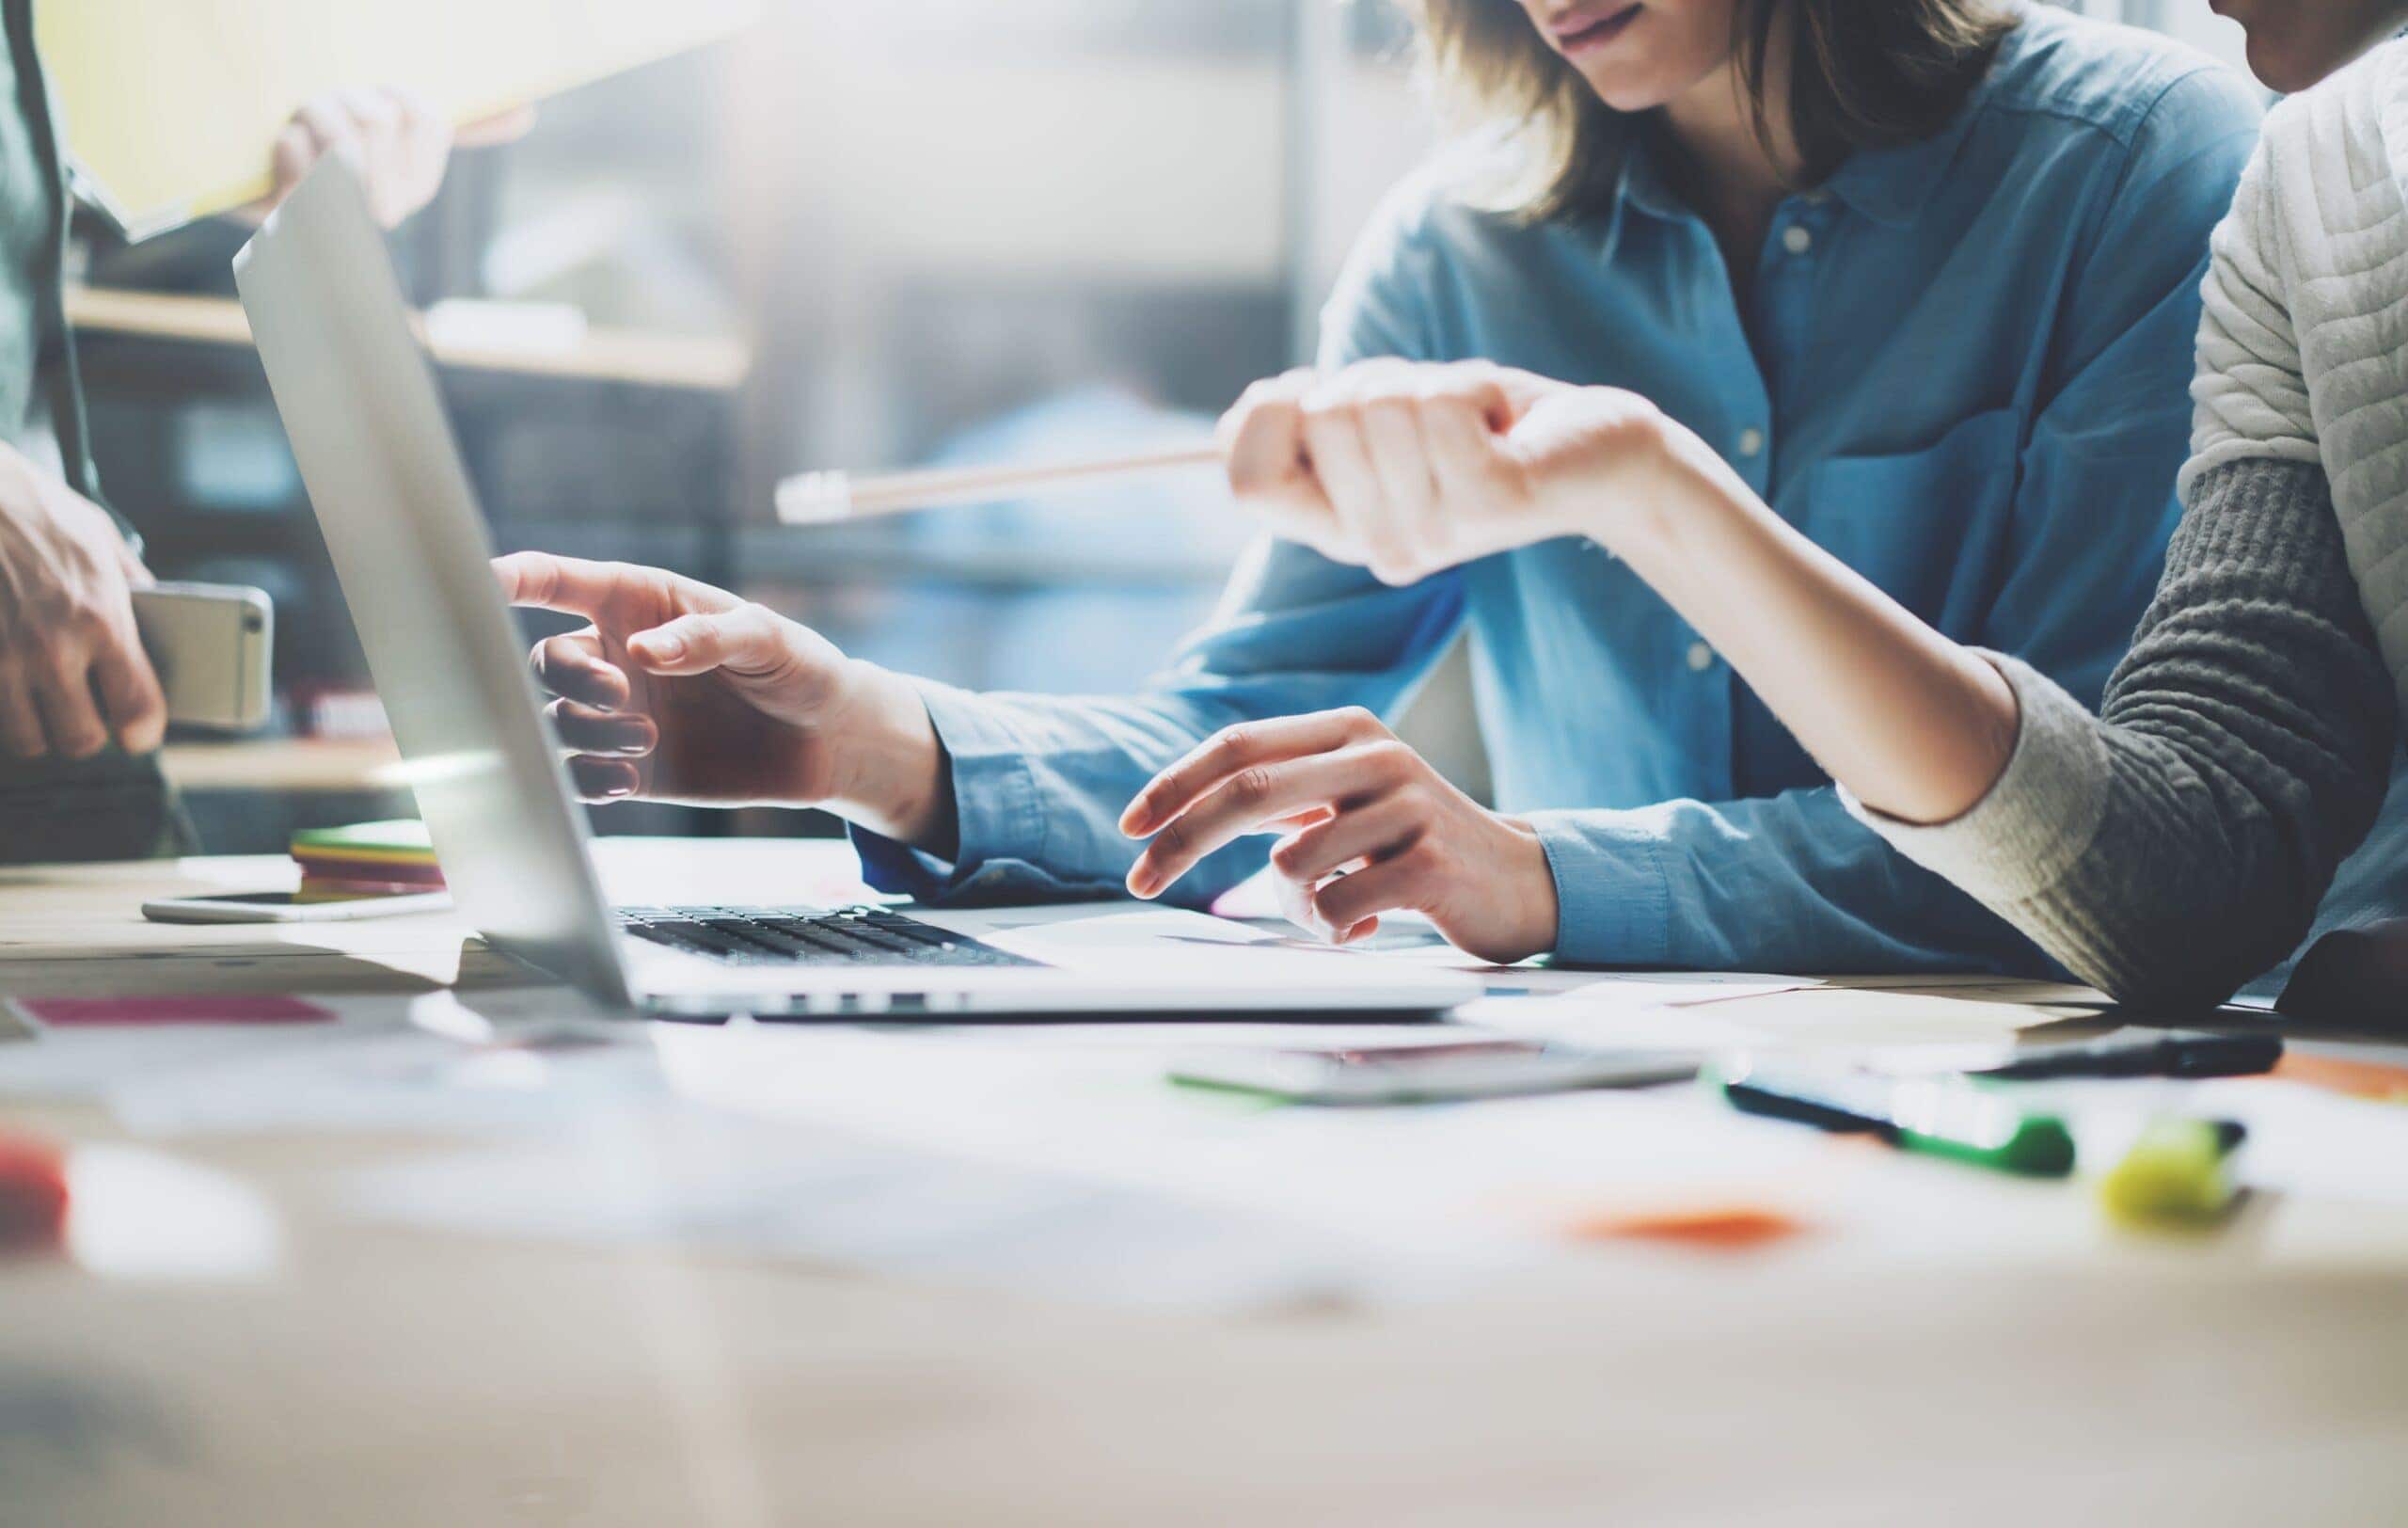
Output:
top-left (1841, 652), bottom-right (2112, 905)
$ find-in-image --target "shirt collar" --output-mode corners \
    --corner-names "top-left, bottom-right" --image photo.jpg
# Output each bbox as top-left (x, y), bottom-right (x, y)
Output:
top-left (1815, 77), bottom-right (1988, 226)
top-left (1599, 71), bottom-right (1989, 252)
top-left (1596, 127), bottom-right (1698, 262)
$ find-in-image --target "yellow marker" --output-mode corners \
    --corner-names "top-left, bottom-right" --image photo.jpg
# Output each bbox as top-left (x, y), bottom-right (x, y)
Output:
top-left (2099, 1119), bottom-right (2244, 1231)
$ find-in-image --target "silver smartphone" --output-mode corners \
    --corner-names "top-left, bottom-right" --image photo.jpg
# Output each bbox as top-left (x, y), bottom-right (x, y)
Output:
top-left (141, 887), bottom-right (452, 924)
top-left (1169, 1040), bottom-right (1704, 1106)
top-left (130, 581), bottom-right (274, 732)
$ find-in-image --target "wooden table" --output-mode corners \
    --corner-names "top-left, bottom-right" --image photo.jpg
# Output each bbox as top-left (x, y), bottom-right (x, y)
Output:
top-left (6, 842), bottom-right (2408, 1525)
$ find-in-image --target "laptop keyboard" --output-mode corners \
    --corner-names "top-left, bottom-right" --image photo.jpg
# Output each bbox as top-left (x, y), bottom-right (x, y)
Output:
top-left (615, 905), bottom-right (1040, 968)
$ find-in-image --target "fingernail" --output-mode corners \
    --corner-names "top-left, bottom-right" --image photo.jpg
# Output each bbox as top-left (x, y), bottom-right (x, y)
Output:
top-left (1126, 871), bottom-right (1157, 899)
top-left (642, 635), bottom-right (684, 662)
top-left (604, 786), bottom-right (634, 799)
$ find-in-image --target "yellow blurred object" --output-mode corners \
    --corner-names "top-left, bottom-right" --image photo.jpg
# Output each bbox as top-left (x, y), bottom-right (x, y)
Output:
top-left (2099, 1118), bottom-right (2243, 1233)
top-left (40, 0), bottom-right (761, 238)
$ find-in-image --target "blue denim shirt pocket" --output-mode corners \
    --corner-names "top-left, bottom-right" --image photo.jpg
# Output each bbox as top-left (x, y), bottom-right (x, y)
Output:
top-left (1805, 407), bottom-right (2024, 631)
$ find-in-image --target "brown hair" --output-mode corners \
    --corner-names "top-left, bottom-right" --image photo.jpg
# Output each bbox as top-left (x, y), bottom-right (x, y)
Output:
top-left (1407, 0), bottom-right (2016, 221)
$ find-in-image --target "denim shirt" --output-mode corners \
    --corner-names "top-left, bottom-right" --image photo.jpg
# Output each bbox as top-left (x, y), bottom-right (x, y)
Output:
top-left (858, 9), bottom-right (2262, 975)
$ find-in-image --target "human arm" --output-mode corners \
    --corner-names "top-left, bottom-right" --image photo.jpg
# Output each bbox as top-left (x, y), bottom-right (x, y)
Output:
top-left (494, 550), bottom-right (954, 845)
top-left (498, 546), bottom-right (1465, 913)
top-left (1866, 458), bottom-right (2394, 1008)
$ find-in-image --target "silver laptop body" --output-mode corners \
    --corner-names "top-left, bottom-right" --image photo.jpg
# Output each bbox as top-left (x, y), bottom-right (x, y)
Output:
top-left (231, 161), bottom-right (1478, 1021)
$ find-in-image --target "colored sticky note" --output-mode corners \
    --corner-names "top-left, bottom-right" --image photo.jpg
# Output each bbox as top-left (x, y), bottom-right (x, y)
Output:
top-left (16, 995), bottom-right (333, 1028)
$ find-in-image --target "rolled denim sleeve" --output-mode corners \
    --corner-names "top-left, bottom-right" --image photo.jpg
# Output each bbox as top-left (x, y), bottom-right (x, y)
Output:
top-left (1528, 793), bottom-right (2057, 974)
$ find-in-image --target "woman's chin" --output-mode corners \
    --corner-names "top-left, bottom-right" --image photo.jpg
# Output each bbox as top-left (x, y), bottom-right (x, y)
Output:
top-left (2245, 37), bottom-right (2327, 94)
top-left (1577, 70), bottom-right (1682, 116)
top-left (2244, 21), bottom-right (2396, 96)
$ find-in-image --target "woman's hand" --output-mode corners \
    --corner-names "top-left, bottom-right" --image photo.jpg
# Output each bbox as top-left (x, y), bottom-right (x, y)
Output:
top-left (252, 90), bottom-right (537, 230)
top-left (1220, 359), bottom-right (1694, 585)
top-left (495, 551), bottom-right (953, 848)
top-left (1119, 708), bottom-right (1559, 963)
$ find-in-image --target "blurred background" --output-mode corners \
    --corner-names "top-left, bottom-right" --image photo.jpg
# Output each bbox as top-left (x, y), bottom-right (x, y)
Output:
top-left (69, 0), bottom-right (2247, 853)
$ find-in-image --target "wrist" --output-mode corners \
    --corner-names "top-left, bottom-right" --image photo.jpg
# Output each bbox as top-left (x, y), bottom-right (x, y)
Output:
top-left (1578, 409), bottom-right (1734, 562)
top-left (1493, 813), bottom-right (1561, 963)
top-left (830, 661), bottom-right (955, 850)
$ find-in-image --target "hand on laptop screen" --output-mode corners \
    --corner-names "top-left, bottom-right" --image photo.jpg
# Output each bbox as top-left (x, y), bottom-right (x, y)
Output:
top-left (493, 551), bottom-right (955, 851)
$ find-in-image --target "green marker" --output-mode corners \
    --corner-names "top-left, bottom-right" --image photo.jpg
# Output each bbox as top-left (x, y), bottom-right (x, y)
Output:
top-left (1709, 1058), bottom-right (2077, 1178)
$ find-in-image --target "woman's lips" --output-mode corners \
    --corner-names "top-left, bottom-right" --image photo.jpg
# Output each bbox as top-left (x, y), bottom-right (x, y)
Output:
top-left (1556, 4), bottom-right (1641, 56)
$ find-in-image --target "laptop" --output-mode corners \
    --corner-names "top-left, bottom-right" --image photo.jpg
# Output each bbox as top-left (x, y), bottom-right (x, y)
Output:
top-left (230, 161), bottom-right (1480, 1022)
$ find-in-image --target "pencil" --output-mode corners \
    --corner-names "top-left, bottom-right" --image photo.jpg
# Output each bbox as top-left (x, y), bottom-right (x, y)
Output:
top-left (775, 442), bottom-right (1222, 525)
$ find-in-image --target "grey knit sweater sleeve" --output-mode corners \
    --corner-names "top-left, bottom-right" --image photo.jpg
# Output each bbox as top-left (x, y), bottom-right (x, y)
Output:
top-left (1848, 457), bottom-right (2398, 1008)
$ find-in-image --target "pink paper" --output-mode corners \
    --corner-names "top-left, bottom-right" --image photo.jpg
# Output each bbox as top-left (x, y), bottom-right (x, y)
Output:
top-left (18, 995), bottom-right (334, 1028)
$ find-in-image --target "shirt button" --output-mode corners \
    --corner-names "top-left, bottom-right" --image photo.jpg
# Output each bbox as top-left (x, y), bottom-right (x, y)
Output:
top-left (1781, 225), bottom-right (1814, 255)
top-left (1687, 642), bottom-right (1715, 673)
top-left (1736, 427), bottom-right (1765, 458)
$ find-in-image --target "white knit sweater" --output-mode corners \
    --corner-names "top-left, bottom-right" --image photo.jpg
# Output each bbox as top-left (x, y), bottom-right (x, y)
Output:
top-left (2186, 39), bottom-right (2408, 714)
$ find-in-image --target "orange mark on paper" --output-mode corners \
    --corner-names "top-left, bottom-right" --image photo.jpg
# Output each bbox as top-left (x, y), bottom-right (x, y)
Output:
top-left (1567, 1206), bottom-right (1809, 1252)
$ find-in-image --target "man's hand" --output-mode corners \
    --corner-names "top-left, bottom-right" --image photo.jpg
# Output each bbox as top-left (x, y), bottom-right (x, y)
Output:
top-left (254, 90), bottom-right (536, 230)
top-left (495, 551), bottom-right (952, 847)
top-left (1220, 359), bottom-right (1691, 586)
top-left (1119, 707), bottom-right (1559, 964)
top-left (0, 452), bottom-right (166, 760)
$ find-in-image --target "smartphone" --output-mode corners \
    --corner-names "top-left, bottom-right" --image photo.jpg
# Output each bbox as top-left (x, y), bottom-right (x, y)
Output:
top-left (140, 887), bottom-right (452, 924)
top-left (1169, 1040), bottom-right (1703, 1106)
top-left (130, 581), bottom-right (275, 732)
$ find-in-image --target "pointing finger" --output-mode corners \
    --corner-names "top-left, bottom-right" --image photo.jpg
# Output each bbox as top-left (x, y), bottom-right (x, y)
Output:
top-left (1121, 707), bottom-right (1386, 837)
top-left (494, 551), bottom-right (645, 620)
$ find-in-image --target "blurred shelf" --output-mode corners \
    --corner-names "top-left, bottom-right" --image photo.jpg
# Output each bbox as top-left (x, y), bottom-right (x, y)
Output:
top-left (67, 287), bottom-right (752, 392)
top-left (162, 736), bottom-right (403, 795)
